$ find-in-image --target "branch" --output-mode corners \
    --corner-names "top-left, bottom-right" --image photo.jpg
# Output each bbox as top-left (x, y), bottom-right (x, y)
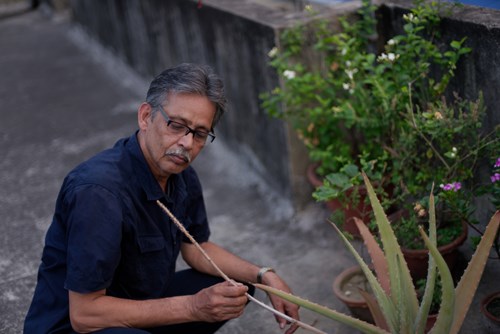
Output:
top-left (156, 200), bottom-right (328, 334)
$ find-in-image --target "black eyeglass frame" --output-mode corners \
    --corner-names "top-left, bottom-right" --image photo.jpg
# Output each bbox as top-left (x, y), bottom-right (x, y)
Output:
top-left (157, 105), bottom-right (216, 144)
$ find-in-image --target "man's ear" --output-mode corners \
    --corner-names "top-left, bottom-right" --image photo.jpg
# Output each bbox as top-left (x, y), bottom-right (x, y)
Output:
top-left (138, 102), bottom-right (153, 131)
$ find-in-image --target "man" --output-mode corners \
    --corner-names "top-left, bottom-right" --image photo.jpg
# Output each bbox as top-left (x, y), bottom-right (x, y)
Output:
top-left (25, 63), bottom-right (300, 333)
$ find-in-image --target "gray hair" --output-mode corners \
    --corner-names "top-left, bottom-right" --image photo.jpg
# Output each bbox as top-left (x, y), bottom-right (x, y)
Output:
top-left (146, 63), bottom-right (227, 129)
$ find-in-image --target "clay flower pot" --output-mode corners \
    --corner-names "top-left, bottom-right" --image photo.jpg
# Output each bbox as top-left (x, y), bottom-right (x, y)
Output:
top-left (400, 220), bottom-right (468, 280)
top-left (481, 291), bottom-right (500, 325)
top-left (332, 266), bottom-right (374, 324)
top-left (333, 266), bottom-right (441, 331)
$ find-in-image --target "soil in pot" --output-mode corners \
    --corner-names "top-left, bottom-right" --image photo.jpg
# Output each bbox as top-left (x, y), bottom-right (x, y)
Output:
top-left (332, 266), bottom-right (374, 324)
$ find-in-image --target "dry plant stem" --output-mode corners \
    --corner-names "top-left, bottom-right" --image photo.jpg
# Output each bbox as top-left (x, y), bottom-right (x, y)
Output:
top-left (156, 200), bottom-right (327, 334)
top-left (407, 87), bottom-right (450, 170)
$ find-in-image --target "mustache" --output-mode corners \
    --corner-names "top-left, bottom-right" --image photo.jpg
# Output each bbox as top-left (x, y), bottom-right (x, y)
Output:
top-left (165, 148), bottom-right (191, 163)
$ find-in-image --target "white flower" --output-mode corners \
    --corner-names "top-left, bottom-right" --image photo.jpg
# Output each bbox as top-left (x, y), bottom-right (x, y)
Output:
top-left (452, 147), bottom-right (458, 153)
top-left (304, 4), bottom-right (313, 12)
top-left (345, 60), bottom-right (351, 68)
top-left (377, 53), bottom-right (387, 62)
top-left (267, 47), bottom-right (278, 58)
top-left (345, 68), bottom-right (357, 80)
top-left (283, 70), bottom-right (296, 80)
top-left (378, 52), bottom-right (399, 63)
top-left (403, 13), bottom-right (419, 23)
top-left (387, 38), bottom-right (396, 46)
top-left (342, 83), bottom-right (350, 90)
top-left (341, 48), bottom-right (347, 56)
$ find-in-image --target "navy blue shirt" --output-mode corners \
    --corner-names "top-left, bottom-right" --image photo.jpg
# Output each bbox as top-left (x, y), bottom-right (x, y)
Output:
top-left (24, 133), bottom-right (211, 333)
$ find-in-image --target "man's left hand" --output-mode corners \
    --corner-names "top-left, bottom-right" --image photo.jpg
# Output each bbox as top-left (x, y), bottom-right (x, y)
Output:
top-left (261, 271), bottom-right (300, 334)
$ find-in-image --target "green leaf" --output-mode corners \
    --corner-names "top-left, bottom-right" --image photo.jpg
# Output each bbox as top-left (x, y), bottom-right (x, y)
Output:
top-left (325, 173), bottom-right (351, 188)
top-left (254, 283), bottom-right (390, 334)
top-left (449, 211), bottom-right (500, 334)
top-left (344, 164), bottom-right (360, 178)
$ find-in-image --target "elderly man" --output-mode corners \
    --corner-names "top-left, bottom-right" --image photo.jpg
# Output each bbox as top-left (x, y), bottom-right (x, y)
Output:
top-left (25, 63), bottom-right (299, 334)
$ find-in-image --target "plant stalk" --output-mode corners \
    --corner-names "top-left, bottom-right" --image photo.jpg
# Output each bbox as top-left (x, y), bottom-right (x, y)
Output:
top-left (156, 200), bottom-right (327, 334)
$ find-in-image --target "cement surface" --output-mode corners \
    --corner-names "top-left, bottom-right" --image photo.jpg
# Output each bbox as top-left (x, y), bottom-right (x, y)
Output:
top-left (0, 6), bottom-right (498, 334)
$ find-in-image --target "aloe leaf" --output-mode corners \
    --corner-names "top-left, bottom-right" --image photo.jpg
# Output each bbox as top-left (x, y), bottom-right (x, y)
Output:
top-left (419, 227), bottom-right (455, 334)
top-left (359, 289), bottom-right (390, 331)
top-left (329, 221), bottom-right (397, 332)
top-left (415, 191), bottom-right (438, 334)
top-left (254, 283), bottom-right (390, 334)
top-left (361, 172), bottom-right (419, 323)
top-left (395, 255), bottom-right (415, 334)
top-left (355, 218), bottom-right (391, 295)
top-left (449, 211), bottom-right (500, 334)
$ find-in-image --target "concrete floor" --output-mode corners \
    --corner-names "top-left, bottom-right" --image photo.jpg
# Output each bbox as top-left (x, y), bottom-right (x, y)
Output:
top-left (0, 4), bottom-right (498, 334)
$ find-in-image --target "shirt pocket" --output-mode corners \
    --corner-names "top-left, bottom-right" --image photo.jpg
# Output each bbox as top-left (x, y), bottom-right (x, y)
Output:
top-left (133, 236), bottom-right (171, 297)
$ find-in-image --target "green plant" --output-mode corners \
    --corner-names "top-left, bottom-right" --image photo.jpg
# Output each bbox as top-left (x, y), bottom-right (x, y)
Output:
top-left (261, 0), bottom-right (499, 243)
top-left (256, 173), bottom-right (500, 334)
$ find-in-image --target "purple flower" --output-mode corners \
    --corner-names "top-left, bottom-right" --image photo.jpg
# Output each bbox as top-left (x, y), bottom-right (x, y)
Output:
top-left (494, 157), bottom-right (500, 168)
top-left (440, 181), bottom-right (462, 192)
top-left (491, 173), bottom-right (500, 183)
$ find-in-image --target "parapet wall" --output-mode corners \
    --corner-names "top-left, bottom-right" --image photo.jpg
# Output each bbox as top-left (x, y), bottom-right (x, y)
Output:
top-left (68, 0), bottom-right (500, 212)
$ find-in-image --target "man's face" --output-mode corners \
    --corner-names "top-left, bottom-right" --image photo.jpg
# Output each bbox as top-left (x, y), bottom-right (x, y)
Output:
top-left (137, 92), bottom-right (216, 188)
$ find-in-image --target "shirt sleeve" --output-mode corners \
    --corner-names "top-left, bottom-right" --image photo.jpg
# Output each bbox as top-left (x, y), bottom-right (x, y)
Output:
top-left (63, 184), bottom-right (123, 293)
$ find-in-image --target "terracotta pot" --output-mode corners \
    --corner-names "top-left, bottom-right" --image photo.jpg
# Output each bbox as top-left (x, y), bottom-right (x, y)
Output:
top-left (481, 291), bottom-right (500, 325)
top-left (307, 164), bottom-right (372, 237)
top-left (390, 210), bottom-right (468, 280)
top-left (332, 266), bottom-right (374, 324)
top-left (333, 266), bottom-right (439, 330)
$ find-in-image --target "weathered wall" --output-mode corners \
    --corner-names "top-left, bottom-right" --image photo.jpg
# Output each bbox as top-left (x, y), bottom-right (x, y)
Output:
top-left (68, 0), bottom-right (499, 213)
top-left (68, 0), bottom-right (353, 210)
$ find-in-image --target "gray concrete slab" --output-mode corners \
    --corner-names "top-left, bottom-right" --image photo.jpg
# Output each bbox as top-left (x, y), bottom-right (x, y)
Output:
top-left (0, 5), bottom-right (498, 334)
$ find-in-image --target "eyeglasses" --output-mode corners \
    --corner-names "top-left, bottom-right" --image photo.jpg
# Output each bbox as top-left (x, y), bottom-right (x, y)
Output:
top-left (157, 105), bottom-right (216, 144)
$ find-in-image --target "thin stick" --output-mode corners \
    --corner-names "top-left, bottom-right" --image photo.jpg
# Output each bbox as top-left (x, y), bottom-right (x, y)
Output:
top-left (156, 200), bottom-right (327, 334)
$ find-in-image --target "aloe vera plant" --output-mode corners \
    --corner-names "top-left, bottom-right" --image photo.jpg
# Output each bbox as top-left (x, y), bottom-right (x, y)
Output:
top-left (256, 173), bottom-right (500, 334)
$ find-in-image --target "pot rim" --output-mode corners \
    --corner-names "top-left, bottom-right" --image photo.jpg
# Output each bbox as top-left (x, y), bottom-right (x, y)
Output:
top-left (400, 220), bottom-right (468, 256)
top-left (332, 265), bottom-right (370, 307)
top-left (480, 290), bottom-right (500, 323)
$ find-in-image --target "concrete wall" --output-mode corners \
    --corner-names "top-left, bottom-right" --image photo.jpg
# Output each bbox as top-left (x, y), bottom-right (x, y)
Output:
top-left (68, 0), bottom-right (500, 212)
top-left (68, 0), bottom-right (353, 210)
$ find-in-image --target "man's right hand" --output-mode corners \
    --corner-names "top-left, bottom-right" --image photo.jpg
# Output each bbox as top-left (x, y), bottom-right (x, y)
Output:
top-left (189, 281), bottom-right (249, 322)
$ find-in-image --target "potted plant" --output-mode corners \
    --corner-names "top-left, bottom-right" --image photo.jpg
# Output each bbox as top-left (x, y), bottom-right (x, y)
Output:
top-left (260, 0), bottom-right (499, 238)
top-left (256, 173), bottom-right (500, 334)
top-left (388, 154), bottom-right (500, 279)
top-left (332, 265), bottom-right (374, 324)
top-left (261, 0), bottom-right (398, 236)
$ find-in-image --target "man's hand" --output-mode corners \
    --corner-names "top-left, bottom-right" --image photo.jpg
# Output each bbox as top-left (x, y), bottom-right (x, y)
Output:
top-left (189, 281), bottom-right (249, 323)
top-left (261, 272), bottom-right (300, 334)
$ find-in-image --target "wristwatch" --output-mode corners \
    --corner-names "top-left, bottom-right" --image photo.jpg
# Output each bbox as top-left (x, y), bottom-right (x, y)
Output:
top-left (257, 267), bottom-right (275, 283)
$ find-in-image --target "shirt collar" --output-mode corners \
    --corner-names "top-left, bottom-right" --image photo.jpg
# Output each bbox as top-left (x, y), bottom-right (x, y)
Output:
top-left (125, 131), bottom-right (188, 204)
top-left (125, 131), bottom-right (165, 201)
